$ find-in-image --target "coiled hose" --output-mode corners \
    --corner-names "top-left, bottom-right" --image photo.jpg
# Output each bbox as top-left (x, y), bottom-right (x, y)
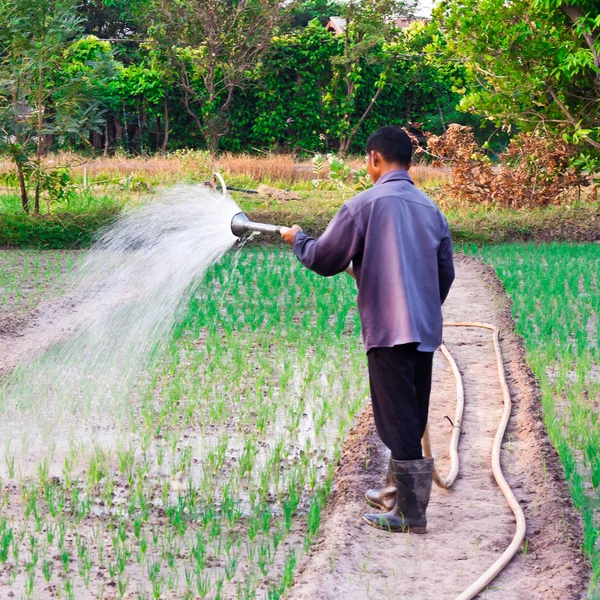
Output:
top-left (423, 322), bottom-right (527, 600)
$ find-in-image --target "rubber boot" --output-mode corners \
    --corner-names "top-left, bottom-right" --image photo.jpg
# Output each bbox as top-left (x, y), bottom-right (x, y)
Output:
top-left (365, 458), bottom-right (396, 510)
top-left (362, 458), bottom-right (434, 533)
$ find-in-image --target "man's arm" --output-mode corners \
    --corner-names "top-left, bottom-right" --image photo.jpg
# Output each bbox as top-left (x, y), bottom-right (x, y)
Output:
top-left (438, 213), bottom-right (455, 304)
top-left (281, 205), bottom-right (363, 277)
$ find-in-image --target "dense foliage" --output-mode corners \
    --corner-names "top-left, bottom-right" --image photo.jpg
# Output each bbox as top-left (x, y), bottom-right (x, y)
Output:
top-left (0, 0), bottom-right (470, 158)
top-left (1, 0), bottom-right (598, 212)
top-left (0, 0), bottom-right (112, 213)
top-left (439, 0), bottom-right (600, 170)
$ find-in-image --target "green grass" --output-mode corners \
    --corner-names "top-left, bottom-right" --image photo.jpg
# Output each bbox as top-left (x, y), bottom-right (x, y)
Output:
top-left (0, 248), bottom-right (367, 599)
top-left (242, 193), bottom-right (600, 244)
top-left (0, 192), bottom-right (126, 249)
top-left (1, 164), bottom-right (598, 248)
top-left (445, 203), bottom-right (600, 244)
top-left (463, 242), bottom-right (600, 598)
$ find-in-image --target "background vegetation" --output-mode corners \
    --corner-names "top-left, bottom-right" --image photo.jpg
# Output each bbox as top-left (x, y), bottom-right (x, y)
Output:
top-left (1, 0), bottom-right (598, 245)
top-left (0, 152), bottom-right (597, 249)
top-left (2, 0), bottom-right (598, 159)
top-left (0, 0), bottom-right (475, 160)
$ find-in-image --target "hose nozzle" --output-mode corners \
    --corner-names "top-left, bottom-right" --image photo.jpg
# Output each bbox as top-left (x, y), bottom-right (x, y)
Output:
top-left (230, 212), bottom-right (283, 237)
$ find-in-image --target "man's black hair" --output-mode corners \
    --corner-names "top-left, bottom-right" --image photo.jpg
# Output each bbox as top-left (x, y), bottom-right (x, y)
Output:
top-left (366, 126), bottom-right (413, 166)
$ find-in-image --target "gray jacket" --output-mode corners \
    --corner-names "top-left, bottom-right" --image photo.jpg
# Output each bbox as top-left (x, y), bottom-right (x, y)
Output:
top-left (293, 169), bottom-right (455, 353)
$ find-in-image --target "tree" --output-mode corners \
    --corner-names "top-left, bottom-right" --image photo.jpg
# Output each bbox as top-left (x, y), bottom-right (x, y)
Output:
top-left (217, 18), bottom-right (467, 154)
top-left (62, 36), bottom-right (123, 153)
top-left (80, 0), bottom-right (149, 41)
top-left (115, 53), bottom-right (173, 153)
top-left (148, 0), bottom-right (282, 153)
top-left (246, 19), bottom-right (340, 151)
top-left (326, 0), bottom-right (418, 154)
top-left (439, 0), bottom-right (600, 170)
top-left (0, 0), bottom-right (111, 213)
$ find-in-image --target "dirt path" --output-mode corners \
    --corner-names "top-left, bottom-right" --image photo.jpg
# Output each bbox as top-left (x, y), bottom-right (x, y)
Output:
top-left (287, 255), bottom-right (588, 600)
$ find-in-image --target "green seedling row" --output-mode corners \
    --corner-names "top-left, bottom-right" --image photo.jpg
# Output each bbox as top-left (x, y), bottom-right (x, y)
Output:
top-left (464, 242), bottom-right (600, 599)
top-left (0, 250), bottom-right (80, 320)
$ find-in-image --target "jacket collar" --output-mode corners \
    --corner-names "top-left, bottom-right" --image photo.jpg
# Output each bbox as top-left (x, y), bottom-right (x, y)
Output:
top-left (375, 169), bottom-right (414, 186)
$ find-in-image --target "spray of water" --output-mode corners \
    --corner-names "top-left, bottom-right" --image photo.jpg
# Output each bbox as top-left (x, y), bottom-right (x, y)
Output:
top-left (1, 185), bottom-right (240, 457)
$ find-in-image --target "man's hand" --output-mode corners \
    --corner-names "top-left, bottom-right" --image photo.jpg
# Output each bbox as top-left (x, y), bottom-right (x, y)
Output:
top-left (280, 224), bottom-right (302, 246)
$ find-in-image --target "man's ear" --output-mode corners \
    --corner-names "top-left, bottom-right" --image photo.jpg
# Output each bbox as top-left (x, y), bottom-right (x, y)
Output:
top-left (371, 150), bottom-right (382, 167)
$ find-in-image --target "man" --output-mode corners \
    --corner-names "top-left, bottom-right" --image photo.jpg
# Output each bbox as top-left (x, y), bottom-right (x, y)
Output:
top-left (280, 126), bottom-right (455, 533)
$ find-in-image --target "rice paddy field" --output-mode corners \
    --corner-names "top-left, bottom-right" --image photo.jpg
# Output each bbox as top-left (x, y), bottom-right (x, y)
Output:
top-left (0, 248), bottom-right (367, 599)
top-left (464, 242), bottom-right (600, 597)
top-left (1, 240), bottom-right (599, 599)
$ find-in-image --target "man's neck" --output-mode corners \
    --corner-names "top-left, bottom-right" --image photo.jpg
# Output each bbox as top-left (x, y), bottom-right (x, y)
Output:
top-left (380, 163), bottom-right (407, 176)
top-left (375, 163), bottom-right (408, 183)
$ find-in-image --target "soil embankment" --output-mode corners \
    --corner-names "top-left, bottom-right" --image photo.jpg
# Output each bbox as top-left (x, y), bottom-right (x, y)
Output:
top-left (288, 255), bottom-right (587, 600)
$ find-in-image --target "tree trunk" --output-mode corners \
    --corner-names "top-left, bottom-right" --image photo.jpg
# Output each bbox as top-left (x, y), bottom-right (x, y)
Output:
top-left (92, 130), bottom-right (102, 150)
top-left (114, 113), bottom-right (124, 143)
top-left (34, 182), bottom-right (40, 215)
top-left (140, 101), bottom-right (147, 152)
top-left (340, 85), bottom-right (384, 156)
top-left (104, 121), bottom-right (110, 156)
top-left (206, 129), bottom-right (220, 154)
top-left (35, 63), bottom-right (44, 215)
top-left (11, 88), bottom-right (28, 213)
top-left (16, 161), bottom-right (29, 213)
top-left (339, 10), bottom-right (355, 154)
top-left (162, 95), bottom-right (169, 152)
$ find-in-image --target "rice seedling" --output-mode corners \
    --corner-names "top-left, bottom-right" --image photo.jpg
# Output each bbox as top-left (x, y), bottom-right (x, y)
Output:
top-left (0, 250), bottom-right (79, 322)
top-left (464, 242), bottom-right (600, 598)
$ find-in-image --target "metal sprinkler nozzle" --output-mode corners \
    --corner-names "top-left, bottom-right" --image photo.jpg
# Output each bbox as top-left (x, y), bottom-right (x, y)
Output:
top-left (230, 212), bottom-right (283, 237)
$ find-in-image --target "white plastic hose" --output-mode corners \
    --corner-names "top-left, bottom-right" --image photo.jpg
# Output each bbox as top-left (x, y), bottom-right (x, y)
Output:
top-left (427, 322), bottom-right (527, 600)
top-left (422, 342), bottom-right (464, 489)
top-left (214, 172), bottom-right (227, 194)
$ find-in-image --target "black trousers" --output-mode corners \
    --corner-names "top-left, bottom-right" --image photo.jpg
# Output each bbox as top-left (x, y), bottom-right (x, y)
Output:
top-left (367, 343), bottom-right (434, 461)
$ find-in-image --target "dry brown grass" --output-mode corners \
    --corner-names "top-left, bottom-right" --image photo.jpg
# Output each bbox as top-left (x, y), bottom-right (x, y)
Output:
top-left (215, 153), bottom-right (314, 184)
top-left (0, 151), bottom-right (213, 184)
top-left (0, 151), bottom-right (317, 185)
top-left (0, 151), bottom-right (450, 192)
top-left (409, 164), bottom-right (451, 189)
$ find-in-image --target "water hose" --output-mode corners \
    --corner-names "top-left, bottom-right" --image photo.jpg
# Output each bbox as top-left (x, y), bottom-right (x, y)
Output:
top-left (214, 172), bottom-right (228, 195)
top-left (426, 322), bottom-right (526, 600)
top-left (422, 341), bottom-right (464, 489)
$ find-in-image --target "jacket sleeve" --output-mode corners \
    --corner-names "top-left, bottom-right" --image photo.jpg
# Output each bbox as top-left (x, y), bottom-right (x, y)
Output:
top-left (437, 212), bottom-right (455, 304)
top-left (292, 205), bottom-right (363, 277)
